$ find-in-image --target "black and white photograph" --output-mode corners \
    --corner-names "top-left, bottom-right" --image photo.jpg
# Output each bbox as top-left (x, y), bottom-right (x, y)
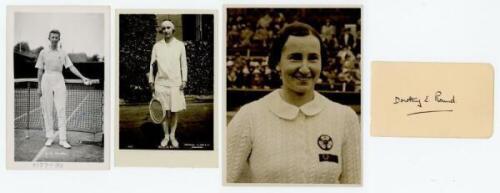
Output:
top-left (116, 10), bottom-right (217, 167)
top-left (6, 6), bottom-right (110, 169)
top-left (225, 7), bottom-right (362, 184)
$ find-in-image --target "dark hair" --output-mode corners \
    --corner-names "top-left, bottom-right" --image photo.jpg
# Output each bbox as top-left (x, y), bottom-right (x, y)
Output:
top-left (268, 22), bottom-right (328, 69)
top-left (48, 29), bottom-right (61, 38)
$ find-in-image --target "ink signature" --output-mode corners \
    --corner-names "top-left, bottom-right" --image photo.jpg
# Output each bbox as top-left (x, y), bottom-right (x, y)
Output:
top-left (393, 91), bottom-right (456, 116)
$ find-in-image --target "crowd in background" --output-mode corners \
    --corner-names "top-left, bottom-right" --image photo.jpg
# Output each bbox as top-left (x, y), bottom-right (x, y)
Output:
top-left (227, 9), bottom-right (361, 92)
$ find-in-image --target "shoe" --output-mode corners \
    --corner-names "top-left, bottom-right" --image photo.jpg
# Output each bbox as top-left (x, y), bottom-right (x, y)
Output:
top-left (170, 135), bottom-right (179, 148)
top-left (45, 138), bottom-right (54, 146)
top-left (159, 136), bottom-right (169, 148)
top-left (59, 141), bottom-right (72, 149)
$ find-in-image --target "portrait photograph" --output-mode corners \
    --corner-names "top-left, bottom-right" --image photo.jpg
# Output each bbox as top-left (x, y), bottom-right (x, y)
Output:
top-left (115, 10), bottom-right (218, 167)
top-left (6, 6), bottom-right (110, 170)
top-left (224, 7), bottom-right (362, 184)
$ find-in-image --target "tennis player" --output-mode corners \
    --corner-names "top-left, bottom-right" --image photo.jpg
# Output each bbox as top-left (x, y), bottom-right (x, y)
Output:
top-left (36, 29), bottom-right (90, 149)
top-left (227, 22), bottom-right (360, 184)
top-left (149, 20), bottom-right (188, 148)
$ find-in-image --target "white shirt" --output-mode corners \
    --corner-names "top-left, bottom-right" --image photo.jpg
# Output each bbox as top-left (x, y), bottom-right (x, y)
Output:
top-left (149, 38), bottom-right (188, 87)
top-left (34, 48), bottom-right (73, 72)
top-left (227, 89), bottom-right (361, 184)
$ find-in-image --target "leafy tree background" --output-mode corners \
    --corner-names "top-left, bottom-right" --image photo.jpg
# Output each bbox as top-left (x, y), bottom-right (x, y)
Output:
top-left (119, 14), bottom-right (214, 103)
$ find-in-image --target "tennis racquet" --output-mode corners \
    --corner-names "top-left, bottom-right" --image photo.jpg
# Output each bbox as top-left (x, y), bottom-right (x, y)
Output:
top-left (149, 94), bottom-right (165, 124)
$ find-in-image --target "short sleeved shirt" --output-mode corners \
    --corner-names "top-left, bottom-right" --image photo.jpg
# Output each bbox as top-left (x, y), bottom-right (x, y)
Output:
top-left (35, 48), bottom-right (73, 72)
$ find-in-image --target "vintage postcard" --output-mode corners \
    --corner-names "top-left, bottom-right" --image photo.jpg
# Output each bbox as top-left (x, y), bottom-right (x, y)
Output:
top-left (6, 6), bottom-right (110, 170)
top-left (115, 9), bottom-right (218, 167)
top-left (224, 6), bottom-right (363, 185)
top-left (371, 61), bottom-right (494, 138)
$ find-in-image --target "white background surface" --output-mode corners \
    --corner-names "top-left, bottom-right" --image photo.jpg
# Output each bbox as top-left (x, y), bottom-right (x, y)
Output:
top-left (1, 0), bottom-right (499, 193)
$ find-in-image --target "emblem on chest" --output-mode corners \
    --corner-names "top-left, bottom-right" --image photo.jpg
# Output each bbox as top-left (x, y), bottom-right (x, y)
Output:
top-left (317, 134), bottom-right (333, 151)
top-left (317, 134), bottom-right (338, 163)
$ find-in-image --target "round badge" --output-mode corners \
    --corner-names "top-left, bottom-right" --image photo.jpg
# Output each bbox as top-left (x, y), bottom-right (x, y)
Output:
top-left (317, 134), bottom-right (333, 151)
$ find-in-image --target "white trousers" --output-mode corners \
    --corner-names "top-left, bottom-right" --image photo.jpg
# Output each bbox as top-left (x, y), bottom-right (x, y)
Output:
top-left (40, 72), bottom-right (67, 141)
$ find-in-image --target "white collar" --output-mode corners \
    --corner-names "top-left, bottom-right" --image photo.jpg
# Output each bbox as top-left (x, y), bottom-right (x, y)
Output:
top-left (263, 89), bottom-right (326, 120)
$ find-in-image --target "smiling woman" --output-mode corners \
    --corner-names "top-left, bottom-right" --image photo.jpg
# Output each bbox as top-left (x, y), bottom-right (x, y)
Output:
top-left (271, 22), bottom-right (325, 106)
top-left (226, 22), bottom-right (361, 184)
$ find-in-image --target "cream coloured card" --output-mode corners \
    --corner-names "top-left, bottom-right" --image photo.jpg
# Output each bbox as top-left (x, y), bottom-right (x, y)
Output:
top-left (371, 61), bottom-right (494, 138)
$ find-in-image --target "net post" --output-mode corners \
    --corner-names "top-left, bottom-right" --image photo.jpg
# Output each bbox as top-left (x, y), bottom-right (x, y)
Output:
top-left (27, 82), bottom-right (31, 138)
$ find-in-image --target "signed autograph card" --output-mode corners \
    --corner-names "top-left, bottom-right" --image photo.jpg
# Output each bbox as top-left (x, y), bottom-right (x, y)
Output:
top-left (371, 61), bottom-right (493, 138)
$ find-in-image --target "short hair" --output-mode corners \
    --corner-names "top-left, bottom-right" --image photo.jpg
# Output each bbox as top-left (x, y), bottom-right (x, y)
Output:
top-left (48, 29), bottom-right (61, 38)
top-left (267, 22), bottom-right (328, 69)
top-left (159, 20), bottom-right (175, 33)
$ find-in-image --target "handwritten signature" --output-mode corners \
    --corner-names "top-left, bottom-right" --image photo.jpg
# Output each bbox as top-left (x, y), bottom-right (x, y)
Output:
top-left (393, 91), bottom-right (456, 116)
top-left (393, 91), bottom-right (456, 108)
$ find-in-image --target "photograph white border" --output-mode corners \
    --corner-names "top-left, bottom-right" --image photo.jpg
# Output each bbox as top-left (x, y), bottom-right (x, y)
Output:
top-left (6, 6), bottom-right (111, 170)
top-left (114, 9), bottom-right (219, 168)
top-left (222, 4), bottom-right (364, 186)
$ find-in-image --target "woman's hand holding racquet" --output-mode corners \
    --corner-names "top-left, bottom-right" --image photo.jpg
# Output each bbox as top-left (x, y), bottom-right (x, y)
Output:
top-left (180, 81), bottom-right (186, 91)
top-left (37, 87), bottom-right (42, 97)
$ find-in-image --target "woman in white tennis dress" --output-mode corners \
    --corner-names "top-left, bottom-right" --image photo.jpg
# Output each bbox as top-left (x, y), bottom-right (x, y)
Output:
top-left (149, 20), bottom-right (188, 148)
top-left (226, 22), bottom-right (361, 184)
top-left (36, 29), bottom-right (90, 149)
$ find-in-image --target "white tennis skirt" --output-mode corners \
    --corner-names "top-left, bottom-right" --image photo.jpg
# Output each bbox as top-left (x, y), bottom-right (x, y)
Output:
top-left (154, 84), bottom-right (186, 112)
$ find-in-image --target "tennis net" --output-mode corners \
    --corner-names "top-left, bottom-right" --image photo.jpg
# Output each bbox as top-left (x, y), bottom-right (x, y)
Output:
top-left (14, 78), bottom-right (103, 135)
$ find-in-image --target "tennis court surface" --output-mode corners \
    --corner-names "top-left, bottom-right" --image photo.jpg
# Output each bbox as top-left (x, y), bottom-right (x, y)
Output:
top-left (119, 99), bottom-right (214, 150)
top-left (14, 79), bottom-right (104, 162)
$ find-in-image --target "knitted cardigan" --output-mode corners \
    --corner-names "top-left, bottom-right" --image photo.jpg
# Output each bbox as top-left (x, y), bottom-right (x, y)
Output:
top-left (227, 89), bottom-right (361, 184)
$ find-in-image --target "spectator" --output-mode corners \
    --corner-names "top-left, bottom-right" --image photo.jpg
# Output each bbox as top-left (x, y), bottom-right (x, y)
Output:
top-left (232, 52), bottom-right (244, 69)
top-left (353, 54), bottom-right (362, 92)
top-left (249, 59), bottom-right (260, 68)
top-left (253, 26), bottom-right (270, 48)
top-left (240, 25), bottom-right (254, 48)
top-left (321, 19), bottom-right (336, 43)
top-left (226, 10), bottom-right (361, 93)
top-left (337, 52), bottom-right (358, 92)
top-left (352, 30), bottom-right (361, 55)
top-left (337, 69), bottom-right (356, 91)
top-left (270, 12), bottom-right (286, 36)
top-left (342, 52), bottom-right (356, 70)
top-left (228, 25), bottom-right (240, 48)
top-left (227, 16), bottom-right (236, 28)
top-left (257, 13), bottom-right (273, 29)
top-left (235, 16), bottom-right (245, 30)
top-left (227, 67), bottom-right (238, 88)
top-left (339, 28), bottom-right (355, 48)
top-left (241, 64), bottom-right (251, 88)
top-left (251, 66), bottom-right (263, 89)
top-left (322, 66), bottom-right (338, 90)
top-left (262, 63), bottom-right (273, 89)
top-left (337, 46), bottom-right (355, 65)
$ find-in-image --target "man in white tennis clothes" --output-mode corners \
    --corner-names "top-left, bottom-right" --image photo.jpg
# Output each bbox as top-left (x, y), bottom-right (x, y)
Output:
top-left (149, 20), bottom-right (188, 148)
top-left (36, 29), bottom-right (90, 149)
